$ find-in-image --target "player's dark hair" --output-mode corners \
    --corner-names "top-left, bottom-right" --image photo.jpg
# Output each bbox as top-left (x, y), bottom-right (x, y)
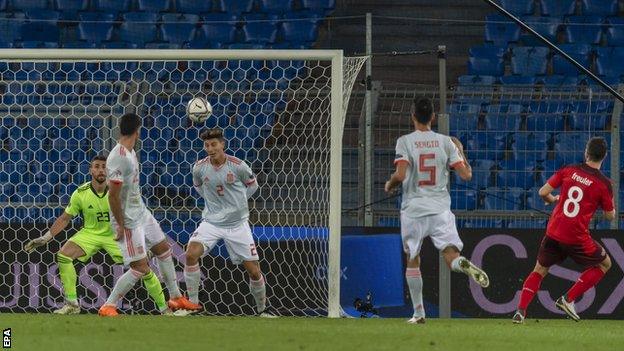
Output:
top-left (411, 97), bottom-right (434, 124)
top-left (200, 128), bottom-right (225, 141)
top-left (586, 137), bottom-right (608, 162)
top-left (119, 113), bottom-right (141, 136)
top-left (91, 155), bottom-right (107, 163)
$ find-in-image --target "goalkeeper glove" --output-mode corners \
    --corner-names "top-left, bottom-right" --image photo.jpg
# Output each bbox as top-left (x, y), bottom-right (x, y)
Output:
top-left (24, 231), bottom-right (54, 253)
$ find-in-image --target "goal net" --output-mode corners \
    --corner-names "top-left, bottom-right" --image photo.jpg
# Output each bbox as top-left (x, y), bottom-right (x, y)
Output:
top-left (0, 49), bottom-right (366, 317)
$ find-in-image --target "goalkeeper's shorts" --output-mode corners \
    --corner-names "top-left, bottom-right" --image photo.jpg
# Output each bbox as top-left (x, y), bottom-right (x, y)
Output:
top-left (68, 230), bottom-right (124, 264)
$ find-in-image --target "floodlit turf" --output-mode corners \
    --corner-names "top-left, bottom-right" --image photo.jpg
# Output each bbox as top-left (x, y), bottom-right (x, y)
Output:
top-left (2, 314), bottom-right (623, 351)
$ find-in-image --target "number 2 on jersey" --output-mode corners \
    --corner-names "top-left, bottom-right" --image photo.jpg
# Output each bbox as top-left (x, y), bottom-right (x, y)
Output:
top-left (563, 186), bottom-right (583, 218)
top-left (418, 154), bottom-right (436, 186)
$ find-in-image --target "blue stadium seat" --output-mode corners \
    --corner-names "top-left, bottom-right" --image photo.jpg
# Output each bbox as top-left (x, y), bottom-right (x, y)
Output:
top-left (565, 16), bottom-right (604, 44)
top-left (62, 41), bottom-right (97, 48)
top-left (485, 15), bottom-right (521, 45)
top-left (138, 0), bottom-right (170, 12)
top-left (282, 10), bottom-right (323, 23)
top-left (581, 0), bottom-right (618, 16)
top-left (301, 0), bottom-right (335, 13)
top-left (469, 44), bottom-right (507, 59)
top-left (451, 189), bottom-right (477, 211)
top-left (528, 100), bottom-right (570, 114)
top-left (93, 0), bottom-right (131, 13)
top-left (24, 9), bottom-right (59, 21)
top-left (259, 0), bottom-right (294, 14)
top-left (282, 21), bottom-right (318, 43)
top-left (485, 114), bottom-right (522, 131)
top-left (540, 0), bottom-right (576, 16)
top-left (500, 0), bottom-right (535, 15)
top-left (0, 17), bottom-right (24, 42)
top-left (162, 13), bottom-right (200, 24)
top-left (512, 132), bottom-right (549, 162)
top-left (468, 56), bottom-right (504, 76)
top-left (243, 22), bottom-right (278, 43)
top-left (511, 46), bottom-right (549, 76)
top-left (216, 0), bottom-right (253, 14)
top-left (520, 16), bottom-right (561, 46)
top-left (199, 23), bottom-right (237, 44)
top-left (554, 132), bottom-right (590, 164)
top-left (101, 41), bottom-right (139, 48)
top-left (457, 75), bottom-right (497, 86)
top-left (499, 75), bottom-right (537, 85)
top-left (483, 187), bottom-right (524, 211)
top-left (497, 159), bottom-right (537, 189)
top-left (161, 23), bottom-right (196, 45)
top-left (596, 54), bottom-right (624, 77)
top-left (176, 0), bottom-right (212, 13)
top-left (55, 0), bottom-right (87, 18)
top-left (526, 113), bottom-right (565, 131)
top-left (569, 112), bottom-right (609, 130)
top-left (20, 22), bottom-right (59, 42)
top-left (543, 75), bottom-right (581, 91)
top-left (119, 13), bottom-right (159, 45)
top-left (240, 12), bottom-right (281, 24)
top-left (606, 18), bottom-right (624, 46)
top-left (78, 22), bottom-right (113, 44)
top-left (552, 44), bottom-right (591, 75)
top-left (9, 0), bottom-right (49, 11)
top-left (525, 191), bottom-right (550, 212)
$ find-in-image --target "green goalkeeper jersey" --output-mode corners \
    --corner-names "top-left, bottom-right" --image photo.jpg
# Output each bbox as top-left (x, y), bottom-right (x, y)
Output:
top-left (64, 182), bottom-right (113, 236)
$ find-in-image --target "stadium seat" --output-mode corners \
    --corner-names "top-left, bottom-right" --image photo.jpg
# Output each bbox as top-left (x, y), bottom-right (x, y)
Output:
top-left (552, 44), bottom-right (591, 75)
top-left (162, 13), bottom-right (200, 24)
top-left (176, 0), bottom-right (212, 13)
top-left (282, 10), bottom-right (324, 23)
top-left (525, 113), bottom-right (565, 131)
top-left (451, 189), bottom-right (477, 211)
top-left (161, 23), bottom-right (196, 45)
top-left (78, 22), bottom-right (113, 44)
top-left (243, 22), bottom-right (278, 44)
top-left (469, 44), bottom-right (507, 59)
top-left (216, 0), bottom-right (253, 14)
top-left (55, 0), bottom-right (87, 19)
top-left (520, 16), bottom-right (561, 46)
top-left (485, 15), bottom-right (521, 45)
top-left (118, 13), bottom-right (159, 45)
top-left (525, 191), bottom-right (550, 212)
top-left (499, 75), bottom-right (537, 85)
top-left (554, 132), bottom-right (590, 164)
top-left (497, 159), bottom-right (536, 189)
top-left (301, 0), bottom-right (335, 13)
top-left (184, 40), bottom-right (222, 49)
top-left (468, 56), bottom-right (504, 76)
top-left (540, 0), bottom-right (576, 16)
top-left (512, 132), bottom-right (549, 162)
top-left (62, 41), bottom-right (97, 48)
top-left (8, 0), bottom-right (50, 11)
top-left (483, 187), bottom-right (524, 211)
top-left (101, 41), bottom-right (139, 49)
top-left (565, 16), bottom-right (604, 44)
top-left (282, 21), bottom-right (318, 43)
top-left (500, 0), bottom-right (535, 15)
top-left (528, 100), bottom-right (570, 114)
top-left (20, 22), bottom-right (59, 42)
top-left (199, 23), bottom-right (237, 44)
top-left (581, 0), bottom-right (618, 16)
top-left (240, 12), bottom-right (281, 25)
top-left (0, 17), bottom-right (24, 42)
top-left (511, 46), bottom-right (549, 76)
top-left (485, 113), bottom-right (522, 131)
top-left (457, 75), bottom-right (497, 86)
top-left (24, 9), bottom-right (59, 21)
top-left (543, 75), bottom-right (580, 91)
top-left (93, 0), bottom-right (131, 13)
top-left (596, 54), bottom-right (624, 77)
top-left (138, 0), bottom-right (170, 12)
top-left (605, 17), bottom-right (624, 46)
top-left (569, 112), bottom-right (609, 130)
top-left (259, 0), bottom-right (295, 14)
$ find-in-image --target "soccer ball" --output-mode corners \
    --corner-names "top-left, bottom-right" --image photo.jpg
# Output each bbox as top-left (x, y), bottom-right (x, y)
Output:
top-left (187, 96), bottom-right (212, 123)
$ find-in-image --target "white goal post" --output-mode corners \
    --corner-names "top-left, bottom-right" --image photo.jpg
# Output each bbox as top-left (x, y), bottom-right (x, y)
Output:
top-left (0, 49), bottom-right (366, 317)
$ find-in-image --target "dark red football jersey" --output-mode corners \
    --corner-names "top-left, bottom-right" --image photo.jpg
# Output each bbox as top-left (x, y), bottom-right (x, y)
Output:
top-left (546, 163), bottom-right (614, 247)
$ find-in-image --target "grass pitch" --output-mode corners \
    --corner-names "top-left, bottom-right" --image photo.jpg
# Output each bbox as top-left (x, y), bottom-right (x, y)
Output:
top-left (2, 314), bottom-right (623, 351)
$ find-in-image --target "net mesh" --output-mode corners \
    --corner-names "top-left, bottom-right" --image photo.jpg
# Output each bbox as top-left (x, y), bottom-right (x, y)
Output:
top-left (0, 54), bottom-right (366, 315)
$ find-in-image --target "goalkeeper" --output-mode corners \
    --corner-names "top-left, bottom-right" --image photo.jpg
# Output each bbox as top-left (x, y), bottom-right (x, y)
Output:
top-left (24, 155), bottom-right (123, 314)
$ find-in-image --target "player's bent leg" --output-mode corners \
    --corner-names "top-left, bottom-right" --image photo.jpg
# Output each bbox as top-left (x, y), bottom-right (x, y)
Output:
top-left (99, 258), bottom-right (152, 317)
top-left (559, 255), bottom-right (610, 322)
top-left (514, 262), bottom-right (549, 324)
top-left (442, 246), bottom-right (490, 288)
top-left (54, 241), bottom-right (88, 315)
top-left (405, 254), bottom-right (425, 324)
top-left (243, 260), bottom-right (275, 317)
top-left (176, 242), bottom-right (204, 312)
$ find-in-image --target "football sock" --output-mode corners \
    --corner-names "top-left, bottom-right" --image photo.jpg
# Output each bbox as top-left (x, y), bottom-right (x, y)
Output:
top-left (105, 268), bottom-right (143, 306)
top-left (518, 271), bottom-right (544, 311)
top-left (406, 268), bottom-right (425, 318)
top-left (184, 263), bottom-right (201, 304)
top-left (566, 267), bottom-right (605, 302)
top-left (249, 275), bottom-right (267, 313)
top-left (156, 248), bottom-right (182, 299)
top-left (142, 270), bottom-right (167, 312)
top-left (450, 256), bottom-right (465, 273)
top-left (57, 253), bottom-right (78, 304)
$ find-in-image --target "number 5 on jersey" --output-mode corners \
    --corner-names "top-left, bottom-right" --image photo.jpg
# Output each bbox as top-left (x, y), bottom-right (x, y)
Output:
top-left (418, 154), bottom-right (436, 186)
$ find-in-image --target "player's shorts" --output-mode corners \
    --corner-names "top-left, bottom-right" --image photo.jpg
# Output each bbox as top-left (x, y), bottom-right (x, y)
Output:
top-left (113, 212), bottom-right (167, 266)
top-left (188, 221), bottom-right (258, 265)
top-left (537, 236), bottom-right (607, 268)
top-left (401, 210), bottom-right (463, 260)
top-left (68, 230), bottom-right (123, 264)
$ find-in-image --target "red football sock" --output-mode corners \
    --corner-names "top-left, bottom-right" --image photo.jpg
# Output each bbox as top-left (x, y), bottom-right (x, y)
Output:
top-left (518, 271), bottom-right (544, 311)
top-left (566, 267), bottom-right (605, 302)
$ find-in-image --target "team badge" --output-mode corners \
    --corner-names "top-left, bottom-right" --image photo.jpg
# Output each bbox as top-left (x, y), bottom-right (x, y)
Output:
top-left (227, 172), bottom-right (235, 184)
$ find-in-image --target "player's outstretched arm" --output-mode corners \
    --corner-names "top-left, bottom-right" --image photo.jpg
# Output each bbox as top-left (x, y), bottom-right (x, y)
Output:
top-left (538, 183), bottom-right (559, 205)
top-left (24, 212), bottom-right (73, 253)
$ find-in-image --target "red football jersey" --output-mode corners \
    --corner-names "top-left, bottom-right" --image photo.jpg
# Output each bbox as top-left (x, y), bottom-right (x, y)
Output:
top-left (546, 163), bottom-right (614, 246)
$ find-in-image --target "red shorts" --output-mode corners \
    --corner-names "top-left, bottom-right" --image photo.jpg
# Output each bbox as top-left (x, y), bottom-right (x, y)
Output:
top-left (537, 236), bottom-right (607, 268)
